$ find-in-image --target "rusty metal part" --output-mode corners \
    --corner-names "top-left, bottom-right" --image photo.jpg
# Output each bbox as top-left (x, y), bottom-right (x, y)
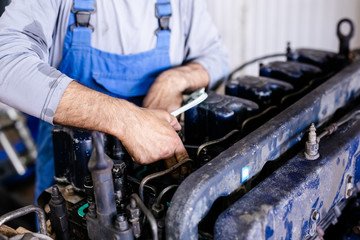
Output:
top-left (196, 130), bottom-right (240, 157)
top-left (345, 175), bottom-right (354, 199)
top-left (167, 58), bottom-right (360, 240)
top-left (0, 225), bottom-right (18, 237)
top-left (131, 193), bottom-right (158, 240)
top-left (0, 205), bottom-right (47, 235)
top-left (126, 199), bottom-right (141, 238)
top-left (139, 158), bottom-right (193, 201)
top-left (304, 123), bottom-right (320, 160)
top-left (156, 185), bottom-right (179, 206)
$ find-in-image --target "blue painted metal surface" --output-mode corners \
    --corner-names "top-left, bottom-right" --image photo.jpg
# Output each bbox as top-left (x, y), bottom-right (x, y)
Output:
top-left (287, 49), bottom-right (344, 72)
top-left (260, 61), bottom-right (322, 88)
top-left (166, 61), bottom-right (360, 240)
top-left (214, 110), bottom-right (360, 240)
top-left (225, 76), bottom-right (293, 109)
top-left (184, 92), bottom-right (258, 145)
top-left (52, 126), bottom-right (92, 191)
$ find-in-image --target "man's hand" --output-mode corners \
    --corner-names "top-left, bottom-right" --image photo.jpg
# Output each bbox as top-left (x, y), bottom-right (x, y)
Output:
top-left (115, 105), bottom-right (189, 165)
top-left (143, 63), bottom-right (210, 112)
top-left (54, 81), bottom-right (188, 164)
top-left (143, 70), bottom-right (185, 113)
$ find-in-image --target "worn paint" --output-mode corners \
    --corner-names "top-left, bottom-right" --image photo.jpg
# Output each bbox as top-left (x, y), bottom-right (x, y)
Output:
top-left (214, 115), bottom-right (360, 239)
top-left (265, 226), bottom-right (274, 239)
top-left (166, 61), bottom-right (360, 240)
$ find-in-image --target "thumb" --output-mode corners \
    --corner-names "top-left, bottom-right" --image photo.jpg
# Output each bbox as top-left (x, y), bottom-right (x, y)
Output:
top-left (169, 115), bottom-right (181, 131)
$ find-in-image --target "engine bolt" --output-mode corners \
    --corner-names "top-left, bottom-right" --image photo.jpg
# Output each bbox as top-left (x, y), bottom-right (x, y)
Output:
top-left (114, 214), bottom-right (129, 231)
top-left (311, 210), bottom-right (320, 221)
top-left (305, 123), bottom-right (320, 160)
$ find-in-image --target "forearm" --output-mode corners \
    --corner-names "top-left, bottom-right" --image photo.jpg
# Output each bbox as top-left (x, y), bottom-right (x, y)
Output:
top-left (53, 81), bottom-right (187, 165)
top-left (163, 62), bottom-right (210, 93)
top-left (53, 81), bottom-right (128, 138)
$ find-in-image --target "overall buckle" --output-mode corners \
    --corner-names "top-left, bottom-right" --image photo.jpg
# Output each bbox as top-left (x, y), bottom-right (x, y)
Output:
top-left (70, 4), bottom-right (95, 31)
top-left (155, 2), bottom-right (172, 34)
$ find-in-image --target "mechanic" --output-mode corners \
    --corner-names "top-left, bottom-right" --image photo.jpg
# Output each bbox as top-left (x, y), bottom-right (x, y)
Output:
top-left (0, 0), bottom-right (229, 199)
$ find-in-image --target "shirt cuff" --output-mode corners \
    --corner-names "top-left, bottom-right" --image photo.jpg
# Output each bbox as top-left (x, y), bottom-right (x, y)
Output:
top-left (40, 74), bottom-right (73, 124)
top-left (193, 57), bottom-right (230, 90)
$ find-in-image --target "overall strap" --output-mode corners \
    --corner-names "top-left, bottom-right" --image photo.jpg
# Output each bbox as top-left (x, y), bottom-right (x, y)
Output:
top-left (70, 0), bottom-right (96, 46)
top-left (155, 0), bottom-right (172, 50)
top-left (73, 0), bottom-right (95, 11)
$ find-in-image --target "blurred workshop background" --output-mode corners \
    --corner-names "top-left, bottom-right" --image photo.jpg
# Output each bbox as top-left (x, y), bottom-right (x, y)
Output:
top-left (206, 0), bottom-right (360, 73)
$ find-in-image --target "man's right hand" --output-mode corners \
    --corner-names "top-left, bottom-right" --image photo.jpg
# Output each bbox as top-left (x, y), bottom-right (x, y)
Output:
top-left (114, 104), bottom-right (188, 165)
top-left (54, 81), bottom-right (188, 165)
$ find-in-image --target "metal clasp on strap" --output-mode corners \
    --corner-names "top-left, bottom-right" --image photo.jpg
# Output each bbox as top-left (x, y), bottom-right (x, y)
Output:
top-left (70, 4), bottom-right (95, 31)
top-left (155, 2), bottom-right (172, 34)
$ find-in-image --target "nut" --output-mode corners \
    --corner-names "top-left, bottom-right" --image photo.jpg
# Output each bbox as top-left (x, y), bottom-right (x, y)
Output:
top-left (114, 214), bottom-right (129, 231)
top-left (151, 203), bottom-right (164, 219)
top-left (126, 204), bottom-right (140, 220)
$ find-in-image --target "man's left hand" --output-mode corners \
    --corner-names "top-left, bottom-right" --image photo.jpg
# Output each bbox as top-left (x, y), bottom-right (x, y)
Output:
top-left (143, 63), bottom-right (210, 113)
top-left (143, 69), bottom-right (186, 113)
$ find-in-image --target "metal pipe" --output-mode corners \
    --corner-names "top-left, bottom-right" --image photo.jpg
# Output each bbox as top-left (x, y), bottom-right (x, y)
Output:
top-left (228, 53), bottom-right (286, 80)
top-left (196, 130), bottom-right (239, 157)
top-left (0, 131), bottom-right (26, 175)
top-left (317, 110), bottom-right (360, 141)
top-left (139, 158), bottom-right (193, 201)
top-left (127, 175), bottom-right (157, 196)
top-left (131, 193), bottom-right (158, 240)
top-left (156, 185), bottom-right (178, 206)
top-left (0, 205), bottom-right (47, 235)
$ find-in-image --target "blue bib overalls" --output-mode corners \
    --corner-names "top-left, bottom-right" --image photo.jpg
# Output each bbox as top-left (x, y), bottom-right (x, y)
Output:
top-left (35, 0), bottom-right (173, 199)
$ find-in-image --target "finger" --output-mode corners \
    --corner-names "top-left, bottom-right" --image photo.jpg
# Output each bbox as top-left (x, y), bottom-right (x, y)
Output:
top-left (142, 95), bottom-right (149, 108)
top-left (164, 156), bottom-right (180, 179)
top-left (174, 143), bottom-right (189, 176)
top-left (169, 115), bottom-right (181, 131)
top-left (174, 142), bottom-right (189, 163)
top-left (164, 156), bottom-right (178, 168)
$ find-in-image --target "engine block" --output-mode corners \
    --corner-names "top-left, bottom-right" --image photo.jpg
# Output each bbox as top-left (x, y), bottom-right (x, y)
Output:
top-left (0, 19), bottom-right (359, 240)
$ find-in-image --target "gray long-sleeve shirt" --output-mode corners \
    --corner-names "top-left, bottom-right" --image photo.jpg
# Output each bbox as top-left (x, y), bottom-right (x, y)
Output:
top-left (0, 0), bottom-right (229, 123)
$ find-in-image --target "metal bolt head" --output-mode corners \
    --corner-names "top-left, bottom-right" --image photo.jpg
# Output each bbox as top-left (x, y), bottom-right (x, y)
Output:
top-left (347, 189), bottom-right (353, 198)
top-left (345, 175), bottom-right (354, 199)
top-left (117, 215), bottom-right (125, 222)
top-left (126, 204), bottom-right (140, 219)
top-left (114, 214), bottom-right (129, 231)
top-left (112, 166), bottom-right (122, 178)
top-left (311, 210), bottom-right (320, 221)
top-left (304, 123), bottom-right (320, 160)
top-left (151, 203), bottom-right (165, 219)
top-left (308, 124), bottom-right (317, 142)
